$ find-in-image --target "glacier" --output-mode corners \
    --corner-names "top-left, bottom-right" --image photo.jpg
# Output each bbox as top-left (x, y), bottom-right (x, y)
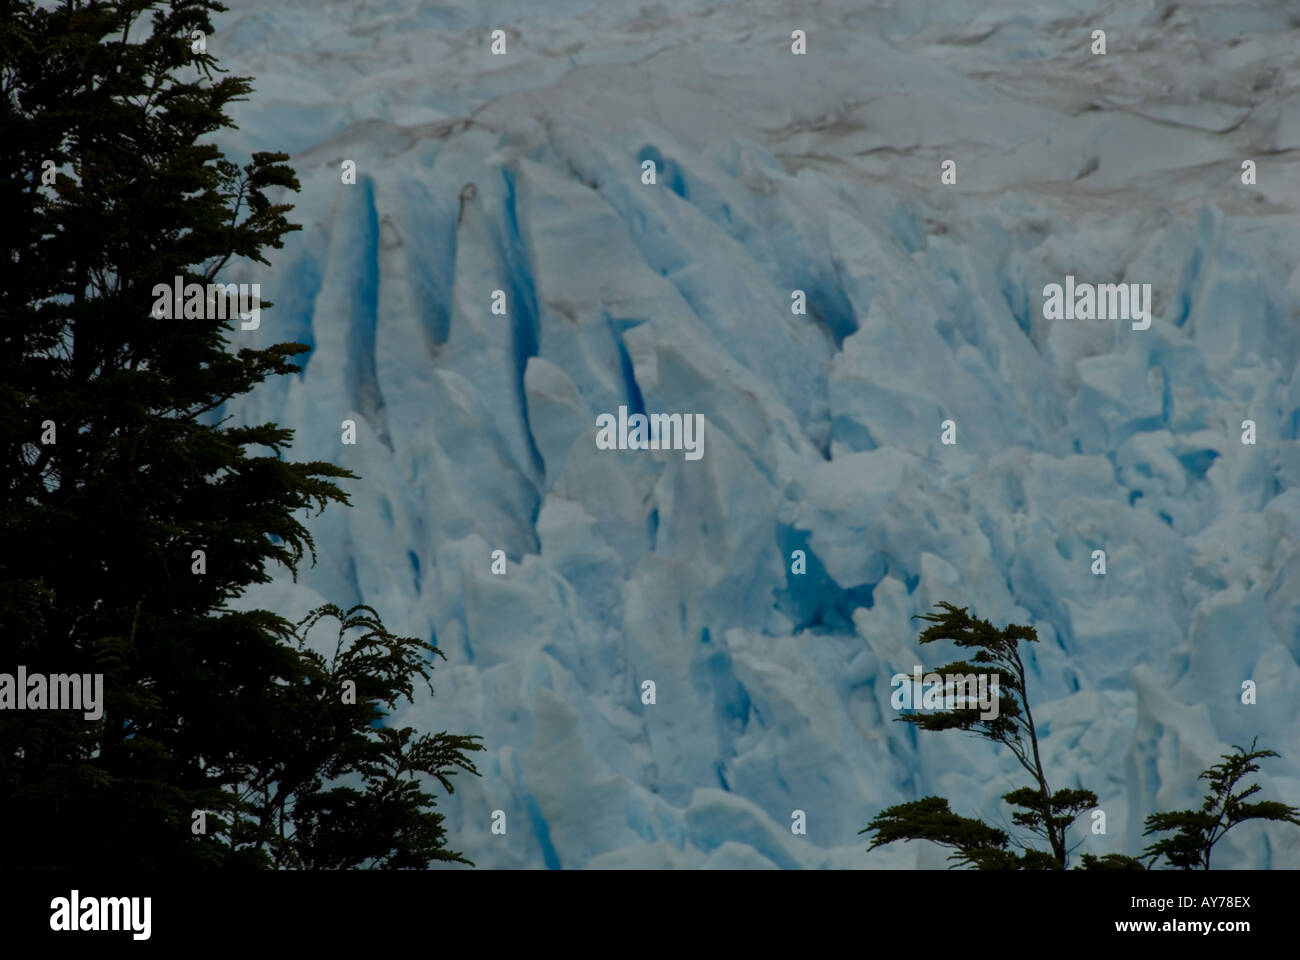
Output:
top-left (210, 0), bottom-right (1300, 868)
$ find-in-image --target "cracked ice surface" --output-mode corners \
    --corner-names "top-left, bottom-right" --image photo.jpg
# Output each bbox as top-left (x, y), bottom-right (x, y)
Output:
top-left (215, 0), bottom-right (1300, 868)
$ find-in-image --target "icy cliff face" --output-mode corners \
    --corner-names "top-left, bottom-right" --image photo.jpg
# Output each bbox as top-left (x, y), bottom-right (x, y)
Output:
top-left (214, 0), bottom-right (1300, 868)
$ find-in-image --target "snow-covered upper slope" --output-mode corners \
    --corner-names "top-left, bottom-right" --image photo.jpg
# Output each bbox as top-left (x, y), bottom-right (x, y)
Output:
top-left (214, 0), bottom-right (1300, 868)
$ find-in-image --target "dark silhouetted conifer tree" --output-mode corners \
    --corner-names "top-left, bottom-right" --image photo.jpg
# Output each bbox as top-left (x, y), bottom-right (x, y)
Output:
top-left (1, 0), bottom-right (482, 869)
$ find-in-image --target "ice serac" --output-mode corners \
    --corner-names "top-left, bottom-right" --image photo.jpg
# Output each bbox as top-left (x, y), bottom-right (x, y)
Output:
top-left (216, 0), bottom-right (1300, 868)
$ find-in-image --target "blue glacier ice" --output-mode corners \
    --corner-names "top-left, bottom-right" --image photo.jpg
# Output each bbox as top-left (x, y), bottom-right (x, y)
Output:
top-left (212, 0), bottom-right (1300, 868)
